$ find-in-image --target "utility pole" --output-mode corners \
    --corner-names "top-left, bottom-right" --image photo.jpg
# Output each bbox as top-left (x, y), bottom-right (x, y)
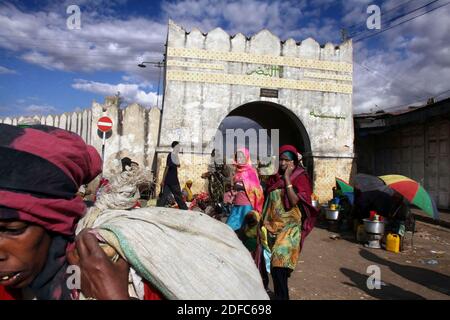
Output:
top-left (341, 28), bottom-right (349, 42)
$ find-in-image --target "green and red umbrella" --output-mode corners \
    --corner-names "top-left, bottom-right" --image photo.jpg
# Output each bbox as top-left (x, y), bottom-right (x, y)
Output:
top-left (336, 178), bottom-right (354, 193)
top-left (335, 178), bottom-right (355, 204)
top-left (378, 175), bottom-right (439, 219)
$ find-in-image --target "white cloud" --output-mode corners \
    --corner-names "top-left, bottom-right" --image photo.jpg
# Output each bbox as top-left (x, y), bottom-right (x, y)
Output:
top-left (1, 0), bottom-right (448, 114)
top-left (72, 79), bottom-right (160, 107)
top-left (0, 97), bottom-right (57, 117)
top-left (0, 3), bottom-right (166, 82)
top-left (350, 1), bottom-right (450, 113)
top-left (25, 104), bottom-right (57, 115)
top-left (21, 51), bottom-right (66, 71)
top-left (161, 0), bottom-right (318, 41)
top-left (0, 65), bottom-right (17, 74)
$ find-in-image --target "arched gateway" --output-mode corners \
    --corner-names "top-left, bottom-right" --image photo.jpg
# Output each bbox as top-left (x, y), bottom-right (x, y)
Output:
top-left (156, 20), bottom-right (355, 202)
top-left (221, 101), bottom-right (314, 178)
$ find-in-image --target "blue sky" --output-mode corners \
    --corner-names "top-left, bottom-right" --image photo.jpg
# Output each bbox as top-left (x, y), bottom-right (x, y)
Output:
top-left (0, 0), bottom-right (449, 117)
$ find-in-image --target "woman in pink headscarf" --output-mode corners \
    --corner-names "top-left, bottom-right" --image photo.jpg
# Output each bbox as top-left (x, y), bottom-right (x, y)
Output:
top-left (226, 148), bottom-right (264, 240)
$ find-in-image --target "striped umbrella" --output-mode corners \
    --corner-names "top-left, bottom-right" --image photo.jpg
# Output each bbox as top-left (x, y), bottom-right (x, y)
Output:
top-left (378, 175), bottom-right (439, 219)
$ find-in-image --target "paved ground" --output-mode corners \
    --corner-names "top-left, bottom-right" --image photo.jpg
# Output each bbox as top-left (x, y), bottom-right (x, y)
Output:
top-left (412, 208), bottom-right (450, 228)
top-left (146, 200), bottom-right (450, 299)
top-left (285, 220), bottom-right (450, 300)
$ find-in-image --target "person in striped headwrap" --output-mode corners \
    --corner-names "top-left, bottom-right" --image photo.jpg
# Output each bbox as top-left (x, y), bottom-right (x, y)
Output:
top-left (0, 124), bottom-right (268, 300)
top-left (0, 124), bottom-right (165, 300)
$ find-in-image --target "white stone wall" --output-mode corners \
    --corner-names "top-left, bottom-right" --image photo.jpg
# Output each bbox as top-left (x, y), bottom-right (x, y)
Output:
top-left (0, 98), bottom-right (161, 179)
top-left (1, 111), bottom-right (92, 144)
top-left (160, 21), bottom-right (353, 152)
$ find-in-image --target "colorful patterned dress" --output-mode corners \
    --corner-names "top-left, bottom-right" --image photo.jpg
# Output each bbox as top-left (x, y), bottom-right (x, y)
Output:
top-left (262, 188), bottom-right (302, 270)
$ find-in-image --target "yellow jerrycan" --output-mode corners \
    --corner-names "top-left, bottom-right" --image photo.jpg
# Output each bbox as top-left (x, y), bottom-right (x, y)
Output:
top-left (386, 233), bottom-right (400, 253)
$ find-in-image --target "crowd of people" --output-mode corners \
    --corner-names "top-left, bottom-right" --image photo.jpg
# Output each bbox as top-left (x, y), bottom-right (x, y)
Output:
top-left (0, 123), bottom-right (318, 300)
top-left (156, 140), bottom-right (319, 300)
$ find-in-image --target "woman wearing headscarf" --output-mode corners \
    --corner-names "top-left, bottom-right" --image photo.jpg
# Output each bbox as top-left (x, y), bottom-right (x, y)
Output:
top-left (226, 148), bottom-right (264, 232)
top-left (262, 145), bottom-right (318, 300)
top-left (0, 124), bottom-right (163, 300)
top-left (182, 180), bottom-right (194, 202)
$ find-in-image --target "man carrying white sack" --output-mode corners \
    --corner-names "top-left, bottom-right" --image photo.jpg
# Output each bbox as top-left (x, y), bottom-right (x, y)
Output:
top-left (74, 161), bottom-right (269, 300)
top-left (0, 124), bottom-right (268, 300)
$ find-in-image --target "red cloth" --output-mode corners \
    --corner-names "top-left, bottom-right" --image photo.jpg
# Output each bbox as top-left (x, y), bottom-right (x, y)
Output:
top-left (11, 127), bottom-right (102, 188)
top-left (0, 190), bottom-right (88, 236)
top-left (143, 281), bottom-right (164, 300)
top-left (133, 201), bottom-right (141, 208)
top-left (279, 144), bottom-right (299, 159)
top-left (0, 285), bottom-right (19, 300)
top-left (1, 281), bottom-right (164, 300)
top-left (233, 189), bottom-right (251, 206)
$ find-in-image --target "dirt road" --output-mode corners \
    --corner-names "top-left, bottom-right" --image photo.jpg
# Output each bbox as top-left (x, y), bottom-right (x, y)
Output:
top-left (287, 220), bottom-right (450, 300)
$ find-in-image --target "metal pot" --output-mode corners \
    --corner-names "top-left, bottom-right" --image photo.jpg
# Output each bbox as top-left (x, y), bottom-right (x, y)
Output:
top-left (312, 200), bottom-right (319, 208)
top-left (325, 209), bottom-right (339, 220)
top-left (363, 219), bottom-right (385, 234)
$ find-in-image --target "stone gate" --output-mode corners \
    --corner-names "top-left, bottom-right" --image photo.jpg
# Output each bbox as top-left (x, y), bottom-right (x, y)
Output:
top-left (156, 20), bottom-right (356, 201)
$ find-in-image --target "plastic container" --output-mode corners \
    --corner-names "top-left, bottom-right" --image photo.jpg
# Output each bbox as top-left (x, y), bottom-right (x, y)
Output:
top-left (386, 233), bottom-right (400, 253)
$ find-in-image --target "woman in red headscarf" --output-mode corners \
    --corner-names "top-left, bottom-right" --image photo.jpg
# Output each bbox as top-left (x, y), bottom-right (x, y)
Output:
top-left (0, 124), bottom-right (163, 300)
top-left (261, 144), bottom-right (318, 300)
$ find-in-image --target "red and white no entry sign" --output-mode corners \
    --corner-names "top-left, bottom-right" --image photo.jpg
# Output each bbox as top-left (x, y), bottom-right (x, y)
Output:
top-left (98, 116), bottom-right (113, 171)
top-left (97, 116), bottom-right (113, 132)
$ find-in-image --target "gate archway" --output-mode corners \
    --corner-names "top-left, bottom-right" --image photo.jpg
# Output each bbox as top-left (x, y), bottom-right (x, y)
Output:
top-left (218, 101), bottom-right (313, 177)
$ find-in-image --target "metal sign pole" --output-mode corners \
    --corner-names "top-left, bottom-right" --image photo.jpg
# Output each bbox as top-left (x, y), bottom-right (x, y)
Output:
top-left (101, 131), bottom-right (106, 175)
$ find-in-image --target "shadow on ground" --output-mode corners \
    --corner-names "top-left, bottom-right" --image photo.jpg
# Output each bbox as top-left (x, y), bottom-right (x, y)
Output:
top-left (359, 249), bottom-right (450, 297)
top-left (340, 268), bottom-right (426, 300)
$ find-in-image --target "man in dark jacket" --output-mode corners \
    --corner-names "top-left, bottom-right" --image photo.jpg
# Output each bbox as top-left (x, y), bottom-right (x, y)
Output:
top-left (157, 141), bottom-right (188, 209)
